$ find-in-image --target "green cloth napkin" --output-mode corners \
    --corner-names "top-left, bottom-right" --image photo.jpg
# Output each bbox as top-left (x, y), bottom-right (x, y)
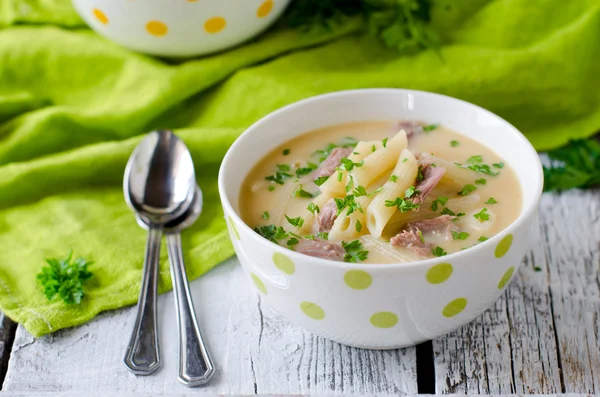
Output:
top-left (0, 0), bottom-right (599, 337)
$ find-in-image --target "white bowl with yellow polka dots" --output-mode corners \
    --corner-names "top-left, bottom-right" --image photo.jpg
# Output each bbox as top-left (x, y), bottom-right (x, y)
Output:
top-left (218, 89), bottom-right (543, 349)
top-left (71, 0), bottom-right (290, 57)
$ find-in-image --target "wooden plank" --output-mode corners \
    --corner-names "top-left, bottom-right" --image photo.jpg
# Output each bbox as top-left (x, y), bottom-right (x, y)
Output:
top-left (540, 190), bottom-right (600, 392)
top-left (3, 258), bottom-right (418, 394)
top-left (0, 312), bottom-right (17, 389)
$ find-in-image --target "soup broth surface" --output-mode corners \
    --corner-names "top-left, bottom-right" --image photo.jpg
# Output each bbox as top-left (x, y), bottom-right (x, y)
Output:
top-left (240, 121), bottom-right (522, 264)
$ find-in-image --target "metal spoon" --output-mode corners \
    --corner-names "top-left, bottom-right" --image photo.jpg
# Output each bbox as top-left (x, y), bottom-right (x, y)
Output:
top-left (123, 130), bottom-right (196, 376)
top-left (135, 186), bottom-right (215, 386)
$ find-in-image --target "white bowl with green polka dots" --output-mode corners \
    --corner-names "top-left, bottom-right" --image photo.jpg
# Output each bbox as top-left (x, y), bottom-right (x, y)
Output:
top-left (71, 0), bottom-right (290, 57)
top-left (218, 89), bottom-right (543, 349)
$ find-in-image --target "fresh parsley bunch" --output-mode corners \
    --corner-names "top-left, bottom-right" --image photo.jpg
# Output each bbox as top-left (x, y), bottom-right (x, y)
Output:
top-left (286, 0), bottom-right (442, 54)
top-left (543, 139), bottom-right (600, 192)
top-left (37, 251), bottom-right (94, 305)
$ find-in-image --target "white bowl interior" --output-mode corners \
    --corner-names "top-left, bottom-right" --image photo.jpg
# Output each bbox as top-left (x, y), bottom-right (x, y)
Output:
top-left (220, 89), bottom-right (542, 240)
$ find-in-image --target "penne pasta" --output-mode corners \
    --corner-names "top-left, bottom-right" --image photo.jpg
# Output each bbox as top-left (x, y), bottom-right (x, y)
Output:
top-left (366, 149), bottom-right (418, 238)
top-left (328, 196), bottom-right (372, 241)
top-left (360, 235), bottom-right (422, 263)
top-left (352, 130), bottom-right (408, 187)
top-left (418, 153), bottom-right (473, 187)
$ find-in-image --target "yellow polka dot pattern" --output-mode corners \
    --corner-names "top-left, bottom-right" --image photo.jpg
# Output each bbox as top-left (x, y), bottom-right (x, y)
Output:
top-left (497, 266), bottom-right (515, 289)
top-left (426, 263), bottom-right (453, 284)
top-left (344, 270), bottom-right (372, 290)
top-left (495, 234), bottom-right (513, 258)
top-left (442, 298), bottom-right (467, 318)
top-left (146, 21), bottom-right (168, 37)
top-left (251, 273), bottom-right (267, 295)
top-left (204, 17), bottom-right (226, 34)
top-left (300, 302), bottom-right (325, 320)
top-left (272, 252), bottom-right (295, 275)
top-left (93, 9), bottom-right (108, 25)
top-left (370, 312), bottom-right (398, 328)
top-left (257, 0), bottom-right (274, 18)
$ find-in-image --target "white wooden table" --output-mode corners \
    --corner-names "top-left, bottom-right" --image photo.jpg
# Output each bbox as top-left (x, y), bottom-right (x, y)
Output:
top-left (1, 189), bottom-right (599, 396)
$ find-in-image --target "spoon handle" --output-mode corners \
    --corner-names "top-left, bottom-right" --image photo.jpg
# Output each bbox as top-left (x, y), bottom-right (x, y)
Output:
top-left (166, 232), bottom-right (215, 387)
top-left (124, 226), bottom-right (162, 375)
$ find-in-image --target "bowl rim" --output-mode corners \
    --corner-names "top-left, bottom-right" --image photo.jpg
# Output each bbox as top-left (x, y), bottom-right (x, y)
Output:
top-left (218, 88), bottom-right (544, 271)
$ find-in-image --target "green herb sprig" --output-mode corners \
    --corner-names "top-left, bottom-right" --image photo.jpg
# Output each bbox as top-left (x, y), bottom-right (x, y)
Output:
top-left (37, 251), bottom-right (93, 305)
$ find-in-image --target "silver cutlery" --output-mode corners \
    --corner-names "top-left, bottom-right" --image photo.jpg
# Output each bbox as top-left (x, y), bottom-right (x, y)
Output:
top-left (122, 130), bottom-right (196, 375)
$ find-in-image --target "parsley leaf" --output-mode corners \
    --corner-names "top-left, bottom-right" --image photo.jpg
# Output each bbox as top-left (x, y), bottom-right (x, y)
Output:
top-left (372, 144), bottom-right (376, 152)
top-left (474, 178), bottom-right (487, 185)
top-left (452, 231), bottom-right (470, 240)
top-left (293, 184), bottom-right (316, 199)
top-left (389, 175), bottom-right (398, 182)
top-left (416, 166), bottom-right (424, 182)
top-left (423, 123), bottom-right (438, 132)
top-left (342, 240), bottom-right (369, 263)
top-left (382, 137), bottom-right (388, 148)
top-left (385, 197), bottom-right (420, 212)
top-left (431, 196), bottom-right (449, 211)
top-left (473, 208), bottom-right (490, 222)
top-left (543, 139), bottom-right (600, 191)
top-left (287, 238), bottom-right (299, 247)
top-left (37, 251), bottom-right (93, 305)
top-left (283, 148), bottom-right (290, 155)
top-left (417, 230), bottom-right (425, 243)
top-left (262, 211), bottom-right (269, 220)
top-left (285, 215), bottom-right (305, 229)
top-left (335, 195), bottom-right (363, 216)
top-left (458, 184), bottom-right (477, 196)
top-left (317, 232), bottom-right (329, 240)
top-left (339, 158), bottom-right (364, 172)
top-left (353, 185), bottom-right (368, 197)
top-left (493, 162), bottom-right (504, 169)
top-left (485, 197), bottom-right (498, 204)
top-left (404, 185), bottom-right (418, 199)
top-left (467, 155), bottom-right (483, 164)
top-left (265, 171), bottom-right (293, 185)
top-left (431, 246), bottom-right (447, 257)
top-left (267, 185), bottom-right (275, 192)
top-left (254, 225), bottom-right (289, 243)
top-left (441, 207), bottom-right (455, 216)
top-left (355, 219), bottom-right (363, 233)
top-left (313, 176), bottom-right (329, 186)
top-left (450, 140), bottom-right (460, 147)
top-left (478, 236), bottom-right (488, 242)
top-left (295, 162), bottom-right (318, 178)
top-left (307, 203), bottom-right (320, 214)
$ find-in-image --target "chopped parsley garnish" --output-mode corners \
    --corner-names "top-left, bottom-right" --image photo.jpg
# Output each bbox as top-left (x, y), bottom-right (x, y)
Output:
top-left (339, 158), bottom-right (364, 172)
top-left (313, 138), bottom-right (358, 162)
top-left (452, 231), bottom-right (470, 240)
top-left (473, 208), bottom-right (490, 222)
top-left (254, 225), bottom-right (289, 243)
top-left (382, 137), bottom-right (388, 148)
top-left (474, 178), bottom-right (487, 185)
top-left (423, 123), bottom-right (439, 132)
top-left (262, 211), bottom-right (269, 220)
top-left (277, 164), bottom-right (291, 172)
top-left (355, 219), bottom-right (363, 233)
top-left (485, 197), bottom-right (498, 204)
top-left (37, 251), bottom-right (94, 305)
top-left (389, 175), bottom-right (398, 182)
top-left (265, 170), bottom-right (293, 185)
top-left (283, 149), bottom-right (290, 155)
top-left (404, 185), bottom-right (418, 199)
top-left (458, 184), bottom-right (477, 196)
top-left (450, 140), bottom-right (460, 147)
top-left (353, 185), bottom-right (368, 197)
top-left (317, 232), bottom-right (329, 240)
top-left (493, 162), bottom-right (504, 169)
top-left (466, 163), bottom-right (499, 176)
top-left (287, 238), bottom-right (299, 247)
top-left (295, 162), bottom-right (318, 178)
top-left (456, 212), bottom-right (466, 217)
top-left (334, 195), bottom-right (363, 216)
top-left (285, 215), bottom-right (304, 229)
top-left (431, 196), bottom-right (449, 211)
top-left (372, 144), bottom-right (376, 152)
top-left (534, 266), bottom-right (542, 272)
top-left (342, 240), bottom-right (369, 263)
top-left (402, 158), bottom-right (408, 163)
top-left (416, 166), bottom-right (424, 182)
top-left (267, 185), bottom-right (275, 192)
top-left (385, 197), bottom-right (420, 213)
top-left (313, 176), bottom-right (329, 186)
top-left (293, 185), bottom-right (315, 199)
top-left (467, 155), bottom-right (483, 164)
top-left (369, 187), bottom-right (383, 196)
top-left (441, 207), bottom-right (455, 216)
top-left (417, 230), bottom-right (425, 243)
top-left (337, 171), bottom-right (343, 182)
top-left (345, 175), bottom-right (355, 193)
top-left (478, 236), bottom-right (488, 242)
top-left (307, 203), bottom-right (320, 214)
top-left (431, 246), bottom-right (447, 257)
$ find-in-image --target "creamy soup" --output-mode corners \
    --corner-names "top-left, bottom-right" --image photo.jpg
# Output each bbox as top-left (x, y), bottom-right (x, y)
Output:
top-left (240, 121), bottom-right (522, 264)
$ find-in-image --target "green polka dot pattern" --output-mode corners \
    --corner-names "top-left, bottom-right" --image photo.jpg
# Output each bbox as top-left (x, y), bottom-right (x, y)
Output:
top-left (370, 312), bottom-right (398, 328)
top-left (300, 302), bottom-right (325, 320)
top-left (228, 216), bottom-right (240, 240)
top-left (497, 266), bottom-right (515, 289)
top-left (251, 273), bottom-right (267, 294)
top-left (426, 263), bottom-right (453, 284)
top-left (442, 298), bottom-right (468, 318)
top-left (272, 252), bottom-right (295, 274)
top-left (495, 234), bottom-right (513, 258)
top-left (344, 270), bottom-right (372, 290)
